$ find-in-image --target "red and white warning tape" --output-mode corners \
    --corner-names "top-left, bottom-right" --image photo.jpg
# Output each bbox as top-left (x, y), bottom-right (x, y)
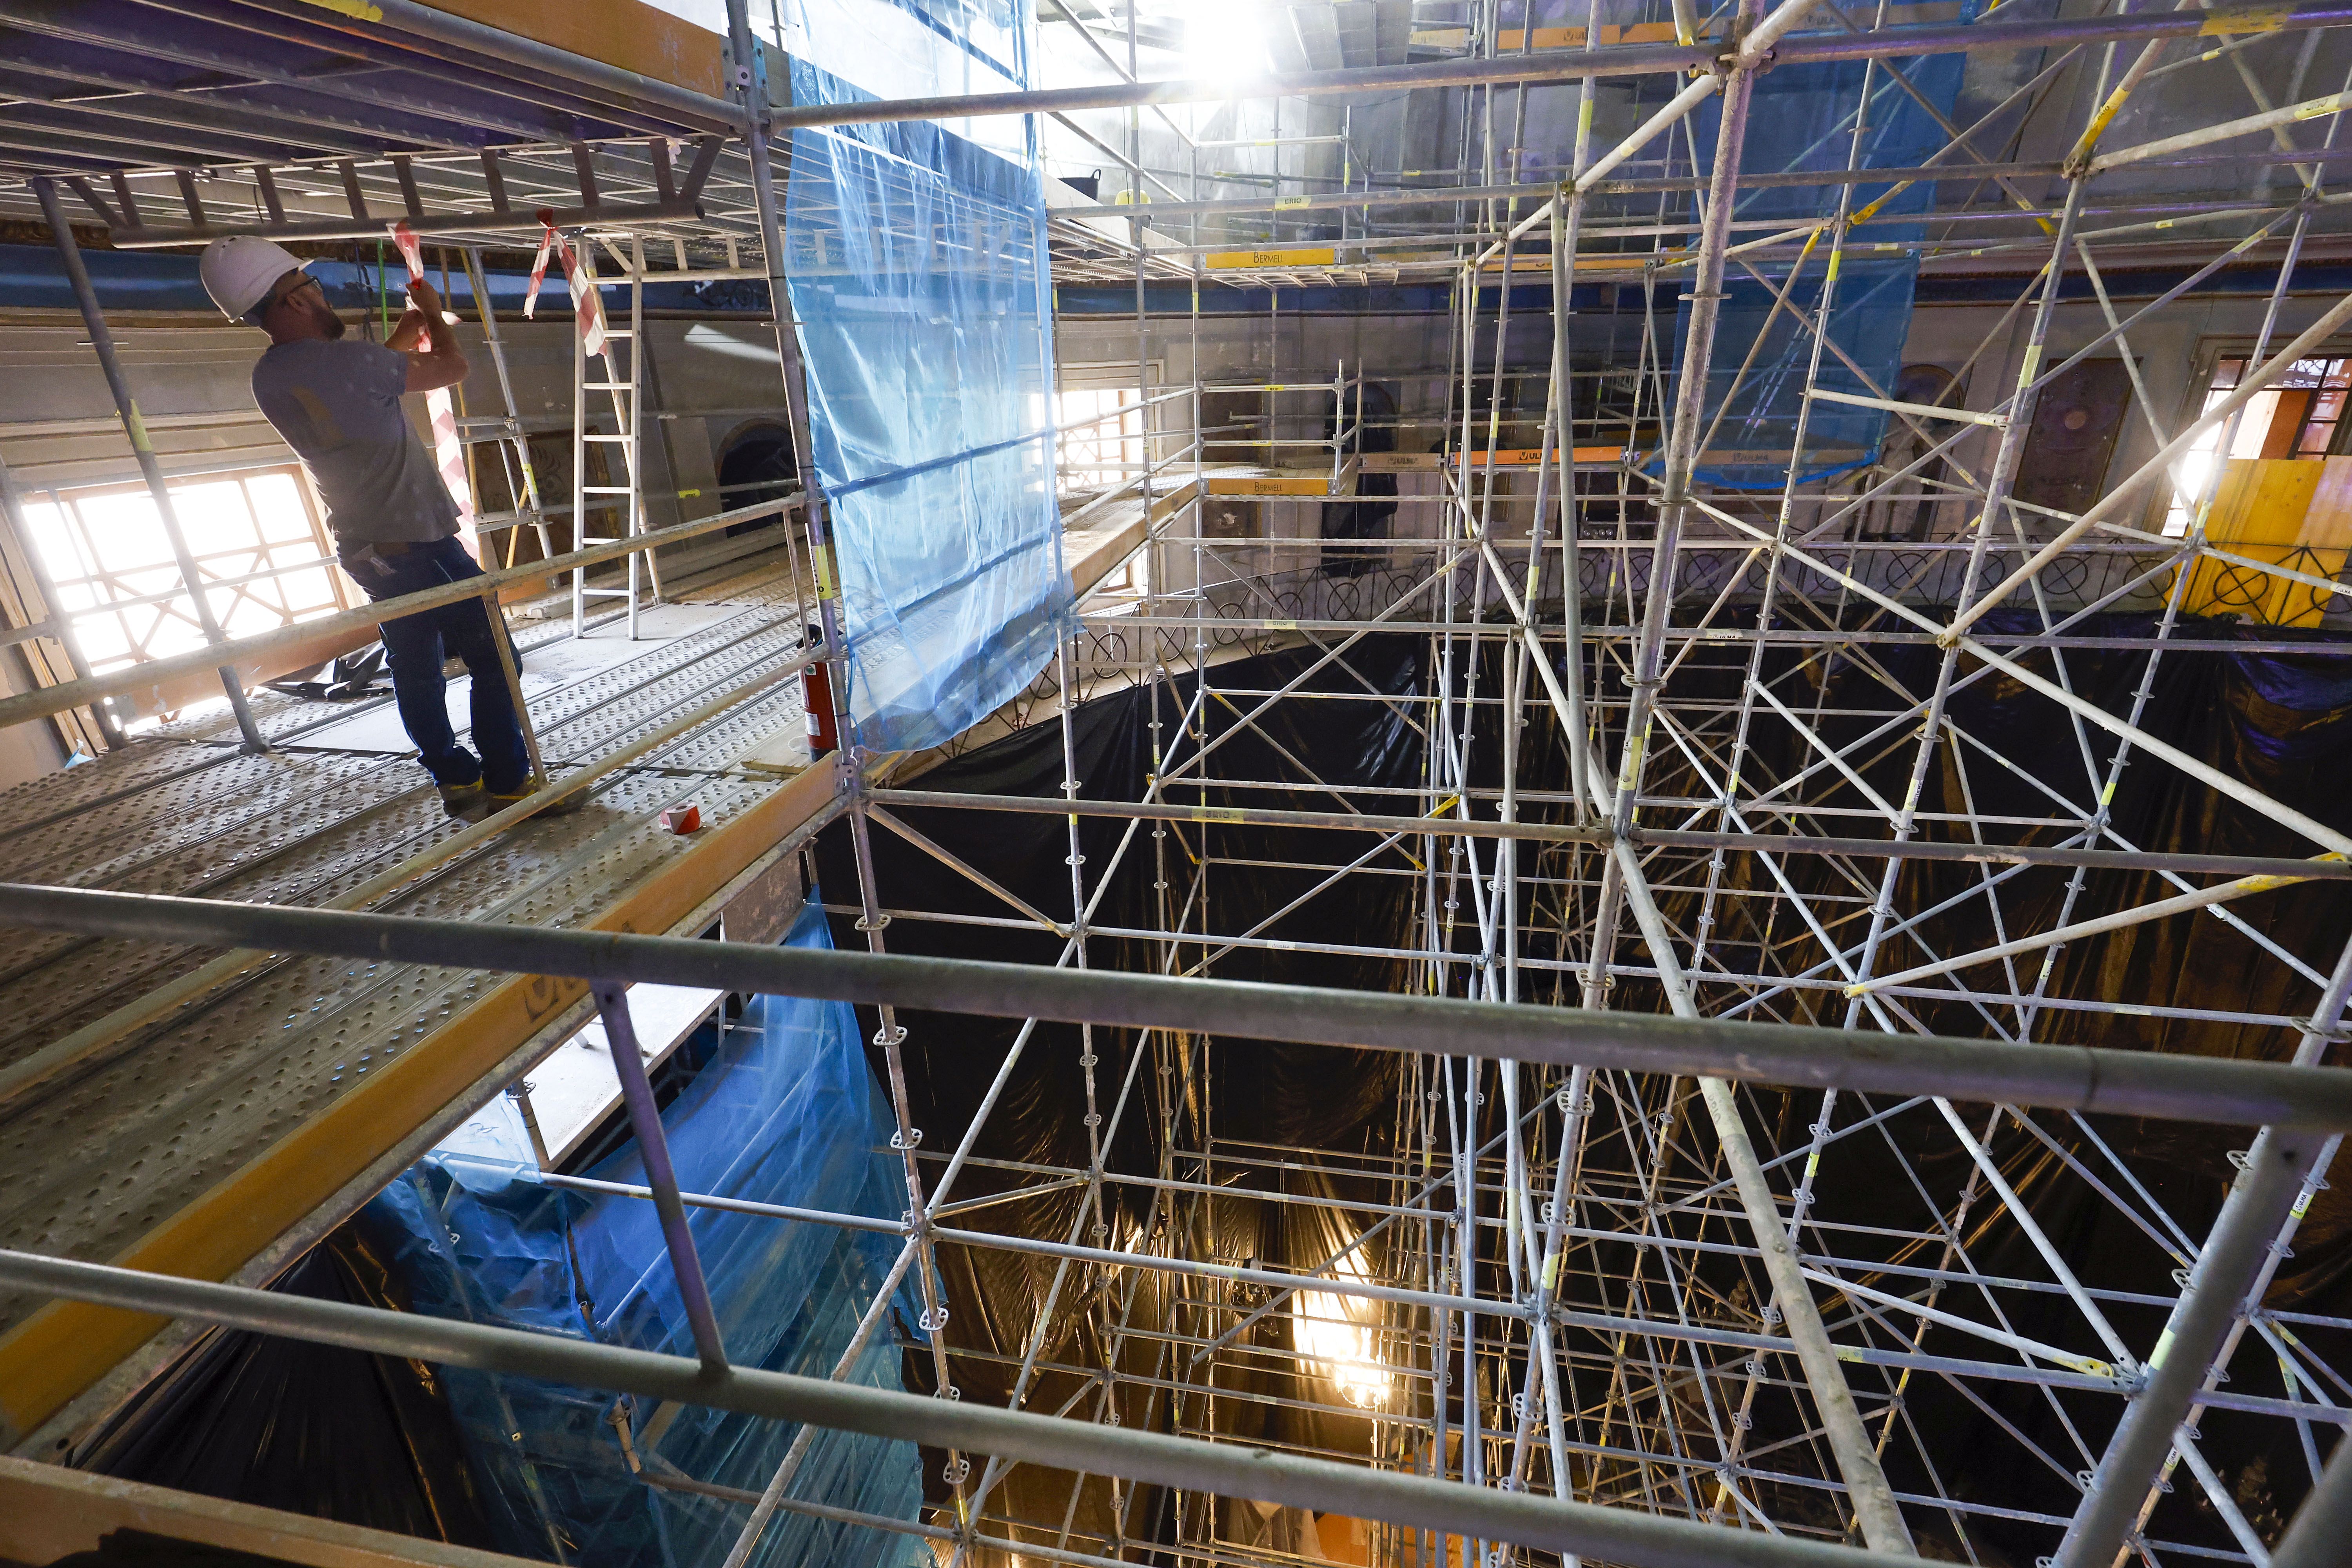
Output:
top-left (524, 225), bottom-right (554, 319)
top-left (523, 208), bottom-right (609, 358)
top-left (388, 221), bottom-right (475, 537)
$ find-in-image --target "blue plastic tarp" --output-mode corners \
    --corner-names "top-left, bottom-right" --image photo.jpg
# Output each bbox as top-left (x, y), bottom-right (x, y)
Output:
top-left (781, 0), bottom-right (1070, 752)
top-left (0, 244), bottom-right (742, 318)
top-left (363, 900), bottom-right (925, 1568)
top-left (1663, 31), bottom-right (1971, 491)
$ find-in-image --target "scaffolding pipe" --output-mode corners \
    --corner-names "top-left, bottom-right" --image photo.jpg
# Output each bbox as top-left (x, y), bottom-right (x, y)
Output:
top-left (754, 1), bottom-right (2352, 130)
top-left (1610, 833), bottom-right (1918, 1556)
top-left (863, 788), bottom-right (2352, 880)
top-left (1943, 285), bottom-right (2352, 645)
top-left (1559, 33), bottom-right (1917, 1541)
top-left (107, 198), bottom-right (709, 249)
top-left (9, 884), bottom-right (2350, 1124)
top-left (0, 1244), bottom-right (1983, 1568)
top-left (32, 176), bottom-right (269, 753)
top-left (1477, 72), bottom-right (1725, 264)
top-left (0, 494), bottom-right (798, 735)
top-left (2052, 935), bottom-right (2352, 1568)
top-left (1689, 496), bottom-right (2352, 862)
top-left (1846, 857), bottom-right (2343, 996)
top-left (2087, 86), bottom-right (2352, 173)
top-left (593, 983), bottom-right (729, 1373)
top-left (2272, 1427), bottom-right (2352, 1568)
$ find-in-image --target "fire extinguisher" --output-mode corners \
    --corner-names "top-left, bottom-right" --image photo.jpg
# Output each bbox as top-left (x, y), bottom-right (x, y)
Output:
top-left (802, 624), bottom-right (840, 757)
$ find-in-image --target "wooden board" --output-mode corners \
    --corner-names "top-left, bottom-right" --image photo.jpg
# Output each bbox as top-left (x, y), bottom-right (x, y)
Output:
top-left (1447, 447), bottom-right (1628, 468)
top-left (2178, 541), bottom-right (2348, 627)
top-left (1205, 247), bottom-right (1340, 271)
top-left (1199, 457), bottom-right (1359, 497)
top-left (1205, 474), bottom-right (1345, 496)
top-left (2182, 456), bottom-right (2352, 625)
top-left (0, 1454), bottom-right (543, 1568)
top-left (2207, 457), bottom-right (2326, 549)
top-left (422, 0), bottom-right (725, 99)
top-left (2013, 358), bottom-right (2133, 520)
top-left (2301, 456), bottom-right (2352, 550)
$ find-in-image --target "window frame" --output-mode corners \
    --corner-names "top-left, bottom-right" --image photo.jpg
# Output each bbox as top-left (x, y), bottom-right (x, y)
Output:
top-left (2158, 338), bottom-right (2352, 536)
top-left (1056, 362), bottom-right (1164, 601)
top-left (18, 461), bottom-right (348, 681)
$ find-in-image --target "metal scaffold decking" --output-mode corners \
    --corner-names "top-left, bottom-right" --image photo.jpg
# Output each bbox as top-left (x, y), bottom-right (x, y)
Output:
top-left (0, 550), bottom-right (828, 1403)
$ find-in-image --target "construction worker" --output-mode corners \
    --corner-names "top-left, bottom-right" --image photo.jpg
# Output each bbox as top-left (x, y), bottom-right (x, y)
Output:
top-left (201, 236), bottom-right (543, 815)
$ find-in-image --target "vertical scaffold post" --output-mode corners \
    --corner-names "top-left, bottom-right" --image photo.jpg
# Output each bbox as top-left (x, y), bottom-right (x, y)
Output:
top-left (721, 0), bottom-right (973, 1537)
top-left (0, 448), bottom-right (122, 751)
top-left (591, 981), bottom-right (727, 1373)
top-left (1570, 0), bottom-right (1920, 1552)
top-left (33, 177), bottom-right (269, 754)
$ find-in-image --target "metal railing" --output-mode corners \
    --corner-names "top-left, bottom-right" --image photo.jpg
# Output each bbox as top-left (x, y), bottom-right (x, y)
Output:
top-left (2, 878), bottom-right (2351, 1566)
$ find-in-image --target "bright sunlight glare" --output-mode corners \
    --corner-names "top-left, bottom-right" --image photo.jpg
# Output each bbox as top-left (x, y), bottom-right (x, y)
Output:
top-left (1185, 0), bottom-right (1268, 81)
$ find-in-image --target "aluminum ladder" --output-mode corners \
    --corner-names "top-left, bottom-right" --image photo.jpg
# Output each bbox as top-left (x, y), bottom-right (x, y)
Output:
top-left (570, 236), bottom-right (659, 639)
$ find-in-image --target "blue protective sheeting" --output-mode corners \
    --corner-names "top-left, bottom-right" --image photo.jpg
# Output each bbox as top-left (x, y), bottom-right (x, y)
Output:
top-left (1664, 31), bottom-right (1970, 491)
top-left (781, 0), bottom-right (1069, 753)
top-left (362, 900), bottom-right (924, 1568)
top-left (1667, 254), bottom-right (1930, 492)
top-left (0, 245), bottom-right (741, 318)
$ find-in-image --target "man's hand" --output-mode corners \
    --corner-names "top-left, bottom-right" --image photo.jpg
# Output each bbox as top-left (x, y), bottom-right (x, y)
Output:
top-left (387, 307), bottom-right (427, 353)
top-left (401, 276), bottom-right (469, 394)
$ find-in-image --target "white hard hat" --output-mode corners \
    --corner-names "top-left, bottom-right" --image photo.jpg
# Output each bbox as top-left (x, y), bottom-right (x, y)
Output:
top-left (199, 234), bottom-right (306, 320)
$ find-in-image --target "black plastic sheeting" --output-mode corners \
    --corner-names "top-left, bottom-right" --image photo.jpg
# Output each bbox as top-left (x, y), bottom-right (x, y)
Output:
top-left (814, 640), bottom-right (1431, 1550)
top-left (19, 1531), bottom-right (314, 1568)
top-left (68, 617), bottom-right (2352, 1563)
top-left (1682, 610), bottom-right (2352, 1555)
top-left (811, 620), bottom-right (2352, 1563)
top-left (818, 638), bottom-right (1426, 1169)
top-left (70, 1232), bottom-right (502, 1550)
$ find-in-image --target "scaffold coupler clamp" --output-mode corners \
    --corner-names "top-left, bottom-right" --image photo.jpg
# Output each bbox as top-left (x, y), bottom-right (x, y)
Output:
top-left (1718, 18), bottom-right (1754, 76)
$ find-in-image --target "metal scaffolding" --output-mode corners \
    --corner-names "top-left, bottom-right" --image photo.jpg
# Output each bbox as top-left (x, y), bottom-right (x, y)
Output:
top-left (7, 2), bottom-right (2352, 1568)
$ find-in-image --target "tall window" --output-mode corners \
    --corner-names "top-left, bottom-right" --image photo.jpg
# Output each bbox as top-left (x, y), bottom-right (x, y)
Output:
top-left (2293, 356), bottom-right (2352, 455)
top-left (2163, 355), bottom-right (2352, 535)
top-left (18, 467), bottom-right (344, 676)
top-left (1054, 385), bottom-right (1152, 600)
top-left (1056, 385), bottom-right (1144, 495)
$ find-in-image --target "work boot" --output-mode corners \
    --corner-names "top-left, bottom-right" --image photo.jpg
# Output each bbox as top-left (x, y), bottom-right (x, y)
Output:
top-left (487, 773), bottom-right (586, 816)
top-left (436, 778), bottom-right (486, 818)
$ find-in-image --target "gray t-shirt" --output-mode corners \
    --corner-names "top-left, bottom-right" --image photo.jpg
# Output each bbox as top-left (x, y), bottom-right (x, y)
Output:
top-left (251, 339), bottom-right (458, 546)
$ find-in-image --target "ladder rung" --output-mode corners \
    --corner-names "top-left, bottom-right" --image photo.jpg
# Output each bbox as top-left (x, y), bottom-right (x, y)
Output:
top-left (577, 587), bottom-right (637, 598)
top-left (583, 434), bottom-right (634, 443)
top-left (580, 486), bottom-right (634, 494)
top-left (582, 381), bottom-right (632, 390)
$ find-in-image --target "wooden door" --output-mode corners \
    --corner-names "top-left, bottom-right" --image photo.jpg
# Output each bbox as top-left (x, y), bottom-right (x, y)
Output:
top-left (2012, 359), bottom-right (2133, 519)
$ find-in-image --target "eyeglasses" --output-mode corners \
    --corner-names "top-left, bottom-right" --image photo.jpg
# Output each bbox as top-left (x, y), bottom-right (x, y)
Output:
top-left (266, 276), bottom-right (323, 311)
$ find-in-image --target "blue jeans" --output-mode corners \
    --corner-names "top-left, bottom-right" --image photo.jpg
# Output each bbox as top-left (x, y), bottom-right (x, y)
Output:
top-left (339, 536), bottom-right (532, 794)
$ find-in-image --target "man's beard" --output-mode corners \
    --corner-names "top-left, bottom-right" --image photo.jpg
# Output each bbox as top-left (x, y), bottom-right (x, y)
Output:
top-left (319, 310), bottom-right (347, 341)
